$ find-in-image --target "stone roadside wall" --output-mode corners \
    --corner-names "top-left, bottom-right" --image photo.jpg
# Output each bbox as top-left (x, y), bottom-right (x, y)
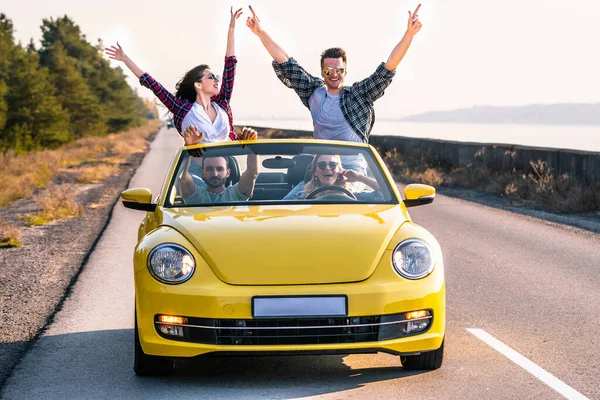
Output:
top-left (249, 126), bottom-right (600, 184)
top-left (368, 136), bottom-right (600, 184)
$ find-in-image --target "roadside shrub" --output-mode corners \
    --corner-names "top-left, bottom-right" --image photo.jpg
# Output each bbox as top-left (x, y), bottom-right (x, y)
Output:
top-left (379, 147), bottom-right (599, 214)
top-left (0, 222), bottom-right (21, 248)
top-left (421, 168), bottom-right (443, 186)
top-left (76, 164), bottom-right (120, 184)
top-left (21, 183), bottom-right (84, 226)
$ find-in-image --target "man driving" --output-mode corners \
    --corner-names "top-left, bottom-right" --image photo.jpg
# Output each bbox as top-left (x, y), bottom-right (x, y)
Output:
top-left (179, 153), bottom-right (259, 204)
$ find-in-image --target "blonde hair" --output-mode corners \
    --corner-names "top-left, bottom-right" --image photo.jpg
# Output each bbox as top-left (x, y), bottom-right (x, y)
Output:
top-left (303, 155), bottom-right (352, 197)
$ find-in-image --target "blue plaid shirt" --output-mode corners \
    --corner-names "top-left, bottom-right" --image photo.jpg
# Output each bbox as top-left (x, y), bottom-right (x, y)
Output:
top-left (272, 58), bottom-right (396, 142)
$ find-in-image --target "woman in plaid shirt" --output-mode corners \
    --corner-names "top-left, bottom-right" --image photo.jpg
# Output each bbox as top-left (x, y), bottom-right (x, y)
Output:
top-left (105, 7), bottom-right (256, 143)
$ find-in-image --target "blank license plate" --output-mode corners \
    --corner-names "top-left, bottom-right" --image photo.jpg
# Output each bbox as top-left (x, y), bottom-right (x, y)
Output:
top-left (252, 296), bottom-right (347, 318)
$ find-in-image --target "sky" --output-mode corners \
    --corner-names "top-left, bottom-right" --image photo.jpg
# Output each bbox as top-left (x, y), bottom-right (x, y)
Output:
top-left (3, 0), bottom-right (600, 120)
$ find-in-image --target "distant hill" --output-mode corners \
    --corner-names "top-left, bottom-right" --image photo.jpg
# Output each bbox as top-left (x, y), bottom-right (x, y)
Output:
top-left (399, 103), bottom-right (600, 125)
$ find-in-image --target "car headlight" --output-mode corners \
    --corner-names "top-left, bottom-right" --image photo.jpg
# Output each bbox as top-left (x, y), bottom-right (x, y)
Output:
top-left (148, 244), bottom-right (195, 284)
top-left (392, 238), bottom-right (434, 279)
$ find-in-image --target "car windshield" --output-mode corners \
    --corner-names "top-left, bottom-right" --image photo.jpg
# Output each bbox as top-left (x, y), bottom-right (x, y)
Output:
top-left (164, 142), bottom-right (397, 207)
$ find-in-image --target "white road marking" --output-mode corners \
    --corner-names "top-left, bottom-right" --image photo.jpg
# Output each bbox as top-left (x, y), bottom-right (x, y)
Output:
top-left (467, 328), bottom-right (589, 400)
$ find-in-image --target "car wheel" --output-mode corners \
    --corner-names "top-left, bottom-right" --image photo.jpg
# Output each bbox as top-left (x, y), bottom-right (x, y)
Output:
top-left (400, 340), bottom-right (444, 370)
top-left (134, 311), bottom-right (174, 376)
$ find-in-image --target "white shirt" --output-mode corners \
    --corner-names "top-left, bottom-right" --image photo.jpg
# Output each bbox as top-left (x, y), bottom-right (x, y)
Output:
top-left (181, 102), bottom-right (230, 143)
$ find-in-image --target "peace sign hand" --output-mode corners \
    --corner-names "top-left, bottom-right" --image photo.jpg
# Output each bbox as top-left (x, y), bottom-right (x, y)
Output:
top-left (230, 6), bottom-right (243, 28)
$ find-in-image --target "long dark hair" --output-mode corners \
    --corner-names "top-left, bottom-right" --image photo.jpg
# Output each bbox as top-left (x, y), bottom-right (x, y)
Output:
top-left (175, 64), bottom-right (210, 102)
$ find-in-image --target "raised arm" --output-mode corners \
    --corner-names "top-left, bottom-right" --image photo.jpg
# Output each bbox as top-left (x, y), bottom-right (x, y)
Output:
top-left (105, 42), bottom-right (144, 78)
top-left (238, 153), bottom-right (259, 197)
top-left (179, 126), bottom-right (205, 197)
top-left (179, 157), bottom-right (196, 198)
top-left (213, 8), bottom-right (242, 105)
top-left (106, 42), bottom-right (187, 123)
top-left (226, 7), bottom-right (243, 57)
top-left (384, 4), bottom-right (423, 72)
top-left (246, 5), bottom-right (289, 64)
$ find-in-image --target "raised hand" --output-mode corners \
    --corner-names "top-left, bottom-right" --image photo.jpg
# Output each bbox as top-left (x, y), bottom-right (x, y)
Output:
top-left (230, 6), bottom-right (243, 28)
top-left (238, 126), bottom-right (258, 141)
top-left (407, 4), bottom-right (423, 36)
top-left (104, 42), bottom-right (144, 78)
top-left (104, 42), bottom-right (126, 62)
top-left (246, 5), bottom-right (262, 35)
top-left (183, 125), bottom-right (203, 145)
top-left (341, 169), bottom-right (360, 182)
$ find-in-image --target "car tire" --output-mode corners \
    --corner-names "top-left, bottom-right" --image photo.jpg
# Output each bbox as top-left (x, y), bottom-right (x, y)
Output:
top-left (134, 312), bottom-right (174, 376)
top-left (400, 340), bottom-right (444, 370)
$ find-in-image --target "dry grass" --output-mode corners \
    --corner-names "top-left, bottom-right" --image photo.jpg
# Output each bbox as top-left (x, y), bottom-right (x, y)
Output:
top-left (76, 164), bottom-right (121, 184)
top-left (0, 120), bottom-right (160, 207)
top-left (380, 148), bottom-right (600, 214)
top-left (21, 183), bottom-right (84, 226)
top-left (0, 221), bottom-right (21, 248)
top-left (0, 150), bottom-right (61, 206)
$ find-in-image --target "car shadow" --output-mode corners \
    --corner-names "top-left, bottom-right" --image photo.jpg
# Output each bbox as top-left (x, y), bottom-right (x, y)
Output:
top-left (0, 340), bottom-right (29, 391)
top-left (2, 329), bottom-right (433, 399)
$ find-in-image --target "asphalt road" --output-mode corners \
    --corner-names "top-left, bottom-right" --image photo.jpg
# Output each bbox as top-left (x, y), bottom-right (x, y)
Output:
top-left (2, 128), bottom-right (599, 400)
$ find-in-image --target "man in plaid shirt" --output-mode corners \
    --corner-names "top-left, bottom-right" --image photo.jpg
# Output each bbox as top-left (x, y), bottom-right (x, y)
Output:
top-left (246, 4), bottom-right (423, 144)
top-left (247, 4), bottom-right (422, 198)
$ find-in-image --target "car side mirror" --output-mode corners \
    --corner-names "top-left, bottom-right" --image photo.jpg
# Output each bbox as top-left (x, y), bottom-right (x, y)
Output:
top-left (121, 188), bottom-right (157, 212)
top-left (403, 184), bottom-right (435, 207)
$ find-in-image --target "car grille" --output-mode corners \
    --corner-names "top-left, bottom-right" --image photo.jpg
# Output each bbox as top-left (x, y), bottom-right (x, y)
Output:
top-left (155, 313), bottom-right (432, 346)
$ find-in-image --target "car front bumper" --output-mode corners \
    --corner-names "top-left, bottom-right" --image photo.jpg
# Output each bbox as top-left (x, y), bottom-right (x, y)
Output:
top-left (135, 253), bottom-right (445, 358)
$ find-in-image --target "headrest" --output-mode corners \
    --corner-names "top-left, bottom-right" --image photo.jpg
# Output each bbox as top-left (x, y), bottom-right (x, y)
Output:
top-left (287, 155), bottom-right (314, 186)
top-left (225, 156), bottom-right (240, 187)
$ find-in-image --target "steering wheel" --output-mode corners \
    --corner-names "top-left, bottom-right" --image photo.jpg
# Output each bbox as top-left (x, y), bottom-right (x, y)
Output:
top-left (305, 185), bottom-right (357, 200)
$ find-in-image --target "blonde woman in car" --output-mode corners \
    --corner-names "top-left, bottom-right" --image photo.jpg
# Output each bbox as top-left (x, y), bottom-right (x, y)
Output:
top-left (290, 155), bottom-right (380, 200)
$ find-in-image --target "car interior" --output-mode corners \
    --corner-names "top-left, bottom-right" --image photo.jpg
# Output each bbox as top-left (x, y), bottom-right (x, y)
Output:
top-left (184, 154), bottom-right (313, 202)
top-left (167, 143), bottom-right (396, 207)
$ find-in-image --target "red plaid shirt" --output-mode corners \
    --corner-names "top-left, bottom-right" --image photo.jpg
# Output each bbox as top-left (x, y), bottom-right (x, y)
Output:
top-left (139, 56), bottom-right (238, 140)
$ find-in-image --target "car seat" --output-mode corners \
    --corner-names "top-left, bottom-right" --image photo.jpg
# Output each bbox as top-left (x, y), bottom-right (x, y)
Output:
top-left (286, 155), bottom-right (314, 186)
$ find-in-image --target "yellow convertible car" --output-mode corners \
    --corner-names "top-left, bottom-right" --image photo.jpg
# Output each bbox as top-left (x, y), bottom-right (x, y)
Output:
top-left (121, 139), bottom-right (445, 375)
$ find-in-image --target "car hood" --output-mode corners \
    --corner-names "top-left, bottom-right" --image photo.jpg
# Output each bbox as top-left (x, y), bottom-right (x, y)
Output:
top-left (161, 204), bottom-right (407, 285)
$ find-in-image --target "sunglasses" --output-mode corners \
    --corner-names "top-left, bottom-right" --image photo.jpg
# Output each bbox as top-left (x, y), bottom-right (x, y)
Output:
top-left (202, 72), bottom-right (220, 81)
top-left (316, 161), bottom-right (339, 171)
top-left (322, 67), bottom-right (345, 76)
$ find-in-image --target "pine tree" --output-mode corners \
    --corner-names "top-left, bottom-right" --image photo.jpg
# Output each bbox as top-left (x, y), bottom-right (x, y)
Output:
top-left (39, 16), bottom-right (147, 133)
top-left (43, 41), bottom-right (106, 139)
top-left (0, 14), bottom-right (13, 133)
top-left (3, 45), bottom-right (69, 152)
top-left (0, 14), bottom-right (151, 152)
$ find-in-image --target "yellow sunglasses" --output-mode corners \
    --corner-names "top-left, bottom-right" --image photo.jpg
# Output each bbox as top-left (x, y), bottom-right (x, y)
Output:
top-left (322, 67), bottom-right (346, 76)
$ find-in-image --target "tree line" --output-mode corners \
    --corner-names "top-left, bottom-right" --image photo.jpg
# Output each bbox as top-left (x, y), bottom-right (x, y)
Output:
top-left (0, 14), bottom-right (155, 153)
